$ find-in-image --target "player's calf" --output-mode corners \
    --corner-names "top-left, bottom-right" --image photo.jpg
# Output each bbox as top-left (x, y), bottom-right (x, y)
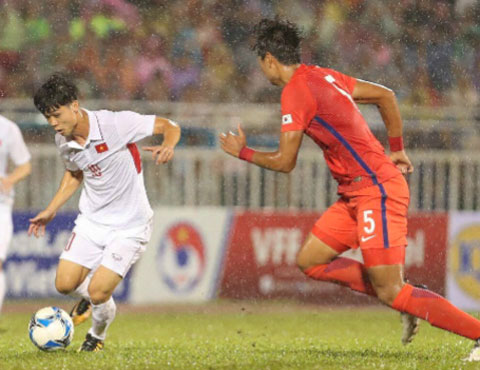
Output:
top-left (393, 283), bottom-right (480, 342)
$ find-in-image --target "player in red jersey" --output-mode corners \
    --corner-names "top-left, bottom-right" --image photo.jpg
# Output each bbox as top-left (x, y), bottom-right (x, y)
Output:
top-left (220, 18), bottom-right (480, 361)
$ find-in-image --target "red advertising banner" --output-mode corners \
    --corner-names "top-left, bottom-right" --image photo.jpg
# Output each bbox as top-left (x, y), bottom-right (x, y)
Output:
top-left (405, 213), bottom-right (447, 295)
top-left (219, 211), bottom-right (447, 304)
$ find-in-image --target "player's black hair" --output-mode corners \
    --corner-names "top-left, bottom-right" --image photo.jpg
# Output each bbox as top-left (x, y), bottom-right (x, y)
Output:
top-left (252, 18), bottom-right (302, 65)
top-left (33, 73), bottom-right (79, 115)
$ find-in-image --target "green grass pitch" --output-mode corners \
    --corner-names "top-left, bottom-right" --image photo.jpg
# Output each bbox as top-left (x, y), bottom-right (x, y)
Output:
top-left (0, 300), bottom-right (478, 369)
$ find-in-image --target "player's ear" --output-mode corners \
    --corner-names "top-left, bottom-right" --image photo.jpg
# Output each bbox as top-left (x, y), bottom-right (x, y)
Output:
top-left (70, 100), bottom-right (79, 114)
top-left (264, 52), bottom-right (274, 67)
top-left (267, 53), bottom-right (281, 71)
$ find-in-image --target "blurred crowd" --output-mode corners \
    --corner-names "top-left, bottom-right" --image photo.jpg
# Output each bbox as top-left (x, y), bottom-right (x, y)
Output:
top-left (0, 0), bottom-right (479, 107)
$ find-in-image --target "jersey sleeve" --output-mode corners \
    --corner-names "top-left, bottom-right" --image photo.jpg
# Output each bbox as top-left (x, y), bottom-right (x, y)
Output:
top-left (63, 158), bottom-right (80, 171)
top-left (8, 124), bottom-right (31, 166)
top-left (325, 68), bottom-right (357, 94)
top-left (115, 111), bottom-right (156, 144)
top-left (280, 81), bottom-right (316, 133)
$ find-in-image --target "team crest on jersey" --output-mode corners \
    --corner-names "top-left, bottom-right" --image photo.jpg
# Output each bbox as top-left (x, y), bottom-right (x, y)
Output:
top-left (95, 143), bottom-right (109, 153)
top-left (282, 114), bottom-right (293, 125)
top-left (157, 222), bottom-right (206, 293)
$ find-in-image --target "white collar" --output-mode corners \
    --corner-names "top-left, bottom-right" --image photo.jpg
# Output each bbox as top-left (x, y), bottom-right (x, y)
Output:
top-left (64, 109), bottom-right (102, 150)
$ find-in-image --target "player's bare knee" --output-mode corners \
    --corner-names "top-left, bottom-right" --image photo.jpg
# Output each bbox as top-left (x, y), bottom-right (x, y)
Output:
top-left (88, 286), bottom-right (112, 305)
top-left (296, 247), bottom-right (333, 271)
top-left (297, 234), bottom-right (339, 272)
top-left (374, 283), bottom-right (403, 306)
top-left (296, 250), bottom-right (312, 271)
top-left (88, 290), bottom-right (110, 304)
top-left (54, 278), bottom-right (75, 295)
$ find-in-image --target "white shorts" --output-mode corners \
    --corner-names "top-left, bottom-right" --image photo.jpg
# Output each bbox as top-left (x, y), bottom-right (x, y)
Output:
top-left (0, 207), bottom-right (12, 261)
top-left (60, 215), bottom-right (152, 277)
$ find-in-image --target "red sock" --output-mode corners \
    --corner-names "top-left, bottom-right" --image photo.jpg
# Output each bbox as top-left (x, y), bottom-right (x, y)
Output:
top-left (304, 257), bottom-right (377, 297)
top-left (393, 283), bottom-right (480, 340)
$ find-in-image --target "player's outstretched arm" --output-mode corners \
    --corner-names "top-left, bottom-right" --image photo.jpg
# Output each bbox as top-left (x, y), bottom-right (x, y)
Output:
top-left (143, 117), bottom-right (181, 165)
top-left (0, 161), bottom-right (31, 194)
top-left (28, 170), bottom-right (83, 238)
top-left (219, 124), bottom-right (303, 173)
top-left (352, 79), bottom-right (413, 174)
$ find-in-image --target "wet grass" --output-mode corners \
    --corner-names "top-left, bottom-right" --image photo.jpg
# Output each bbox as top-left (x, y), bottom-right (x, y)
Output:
top-left (0, 304), bottom-right (478, 369)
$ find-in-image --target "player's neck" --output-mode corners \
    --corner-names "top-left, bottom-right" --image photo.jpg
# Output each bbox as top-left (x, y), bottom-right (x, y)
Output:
top-left (279, 63), bottom-right (301, 86)
top-left (72, 108), bottom-right (90, 146)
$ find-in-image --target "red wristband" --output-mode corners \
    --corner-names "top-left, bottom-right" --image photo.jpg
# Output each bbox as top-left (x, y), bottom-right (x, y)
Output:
top-left (239, 147), bottom-right (255, 162)
top-left (388, 136), bottom-right (404, 152)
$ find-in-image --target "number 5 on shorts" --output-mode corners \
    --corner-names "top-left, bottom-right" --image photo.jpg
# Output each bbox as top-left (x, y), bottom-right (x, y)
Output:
top-left (363, 210), bottom-right (375, 234)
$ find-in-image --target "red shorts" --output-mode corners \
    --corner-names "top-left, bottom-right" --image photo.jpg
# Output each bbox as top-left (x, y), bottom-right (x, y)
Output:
top-left (312, 175), bottom-right (409, 267)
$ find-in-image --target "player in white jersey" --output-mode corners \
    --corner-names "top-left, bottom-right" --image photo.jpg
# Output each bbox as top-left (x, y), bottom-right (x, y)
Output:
top-left (28, 74), bottom-right (181, 351)
top-left (0, 115), bottom-right (31, 316)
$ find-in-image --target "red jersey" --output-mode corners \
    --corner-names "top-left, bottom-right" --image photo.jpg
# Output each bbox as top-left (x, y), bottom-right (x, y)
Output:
top-left (281, 64), bottom-right (400, 193)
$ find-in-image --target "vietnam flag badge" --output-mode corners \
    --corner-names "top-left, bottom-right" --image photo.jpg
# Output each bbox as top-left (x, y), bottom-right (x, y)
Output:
top-left (95, 142), bottom-right (109, 153)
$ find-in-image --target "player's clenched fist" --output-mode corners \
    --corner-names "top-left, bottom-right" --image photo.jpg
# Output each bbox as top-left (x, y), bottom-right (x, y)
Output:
top-left (28, 210), bottom-right (56, 238)
top-left (142, 145), bottom-right (175, 164)
top-left (219, 124), bottom-right (247, 158)
top-left (389, 150), bottom-right (414, 174)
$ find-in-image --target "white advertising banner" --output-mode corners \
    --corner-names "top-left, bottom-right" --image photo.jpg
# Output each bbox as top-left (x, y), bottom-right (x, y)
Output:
top-left (447, 212), bottom-right (480, 310)
top-left (129, 207), bottom-right (231, 303)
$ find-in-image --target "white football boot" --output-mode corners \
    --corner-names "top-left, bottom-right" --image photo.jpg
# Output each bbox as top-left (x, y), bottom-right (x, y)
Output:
top-left (466, 340), bottom-right (480, 362)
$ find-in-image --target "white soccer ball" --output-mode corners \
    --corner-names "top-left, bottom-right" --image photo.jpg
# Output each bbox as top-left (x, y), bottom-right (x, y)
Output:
top-left (28, 306), bottom-right (74, 351)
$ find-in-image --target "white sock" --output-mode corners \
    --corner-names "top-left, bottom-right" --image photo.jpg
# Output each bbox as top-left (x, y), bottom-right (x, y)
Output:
top-left (88, 297), bottom-right (116, 340)
top-left (0, 270), bottom-right (5, 312)
top-left (71, 276), bottom-right (91, 301)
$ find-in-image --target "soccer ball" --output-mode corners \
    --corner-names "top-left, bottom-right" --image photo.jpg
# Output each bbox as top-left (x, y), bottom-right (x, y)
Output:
top-left (28, 306), bottom-right (74, 351)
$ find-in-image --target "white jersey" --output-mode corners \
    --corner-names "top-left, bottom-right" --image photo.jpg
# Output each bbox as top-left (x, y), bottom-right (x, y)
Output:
top-left (55, 109), bottom-right (155, 228)
top-left (0, 115), bottom-right (31, 207)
